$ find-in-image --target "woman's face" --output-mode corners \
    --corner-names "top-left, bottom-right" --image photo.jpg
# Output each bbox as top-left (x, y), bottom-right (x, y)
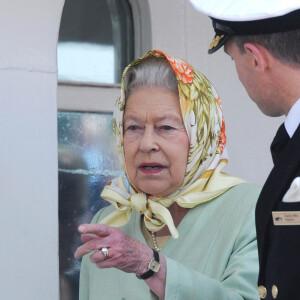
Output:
top-left (123, 88), bottom-right (190, 197)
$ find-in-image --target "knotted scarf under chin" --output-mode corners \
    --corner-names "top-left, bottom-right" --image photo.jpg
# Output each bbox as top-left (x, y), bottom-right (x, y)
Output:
top-left (100, 176), bottom-right (178, 237)
top-left (99, 160), bottom-right (245, 239)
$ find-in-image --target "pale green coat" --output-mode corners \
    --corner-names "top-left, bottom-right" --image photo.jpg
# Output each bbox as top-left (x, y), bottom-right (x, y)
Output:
top-left (79, 183), bottom-right (260, 300)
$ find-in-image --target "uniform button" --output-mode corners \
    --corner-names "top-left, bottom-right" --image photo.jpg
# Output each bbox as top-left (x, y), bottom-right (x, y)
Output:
top-left (272, 285), bottom-right (278, 299)
top-left (258, 285), bottom-right (267, 299)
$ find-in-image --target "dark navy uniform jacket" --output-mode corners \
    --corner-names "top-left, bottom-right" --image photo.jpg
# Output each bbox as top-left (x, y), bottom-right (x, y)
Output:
top-left (256, 123), bottom-right (300, 299)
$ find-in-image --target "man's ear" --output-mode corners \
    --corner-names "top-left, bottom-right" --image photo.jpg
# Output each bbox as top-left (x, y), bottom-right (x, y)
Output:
top-left (244, 42), bottom-right (270, 73)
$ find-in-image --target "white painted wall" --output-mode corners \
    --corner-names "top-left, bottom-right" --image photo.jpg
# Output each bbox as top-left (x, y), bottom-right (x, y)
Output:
top-left (0, 1), bottom-right (64, 299)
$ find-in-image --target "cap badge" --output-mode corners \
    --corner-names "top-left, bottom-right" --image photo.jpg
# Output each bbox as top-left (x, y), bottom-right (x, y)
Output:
top-left (209, 35), bottom-right (224, 50)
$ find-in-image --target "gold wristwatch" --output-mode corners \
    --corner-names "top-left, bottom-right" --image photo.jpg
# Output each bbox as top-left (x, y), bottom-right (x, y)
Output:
top-left (136, 249), bottom-right (160, 280)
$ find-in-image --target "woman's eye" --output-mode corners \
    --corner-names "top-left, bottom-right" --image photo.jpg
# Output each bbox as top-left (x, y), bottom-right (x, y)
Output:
top-left (127, 125), bottom-right (139, 131)
top-left (161, 125), bottom-right (174, 131)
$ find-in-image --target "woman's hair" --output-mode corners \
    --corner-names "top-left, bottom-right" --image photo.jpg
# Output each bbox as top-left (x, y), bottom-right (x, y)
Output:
top-left (124, 56), bottom-right (178, 99)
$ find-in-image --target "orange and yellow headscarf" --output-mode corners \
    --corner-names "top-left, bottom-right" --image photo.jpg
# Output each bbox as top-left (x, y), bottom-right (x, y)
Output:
top-left (100, 50), bottom-right (245, 238)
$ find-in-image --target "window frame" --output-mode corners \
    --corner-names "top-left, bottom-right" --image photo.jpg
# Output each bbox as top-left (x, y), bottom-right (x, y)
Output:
top-left (57, 0), bottom-right (152, 113)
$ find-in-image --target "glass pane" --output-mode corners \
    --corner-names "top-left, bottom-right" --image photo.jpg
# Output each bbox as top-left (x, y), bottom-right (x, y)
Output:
top-left (58, 112), bottom-right (123, 300)
top-left (58, 0), bottom-right (134, 84)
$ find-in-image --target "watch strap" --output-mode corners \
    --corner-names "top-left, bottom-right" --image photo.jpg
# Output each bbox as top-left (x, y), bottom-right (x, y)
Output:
top-left (136, 249), bottom-right (160, 280)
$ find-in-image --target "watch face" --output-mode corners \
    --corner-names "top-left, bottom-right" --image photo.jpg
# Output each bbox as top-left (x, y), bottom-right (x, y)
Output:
top-left (149, 259), bottom-right (161, 273)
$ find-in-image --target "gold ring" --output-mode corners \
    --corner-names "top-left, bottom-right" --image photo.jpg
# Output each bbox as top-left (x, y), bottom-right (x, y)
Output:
top-left (101, 247), bottom-right (109, 260)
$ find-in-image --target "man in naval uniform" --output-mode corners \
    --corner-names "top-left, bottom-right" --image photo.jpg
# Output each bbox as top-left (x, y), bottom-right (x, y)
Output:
top-left (189, 0), bottom-right (300, 299)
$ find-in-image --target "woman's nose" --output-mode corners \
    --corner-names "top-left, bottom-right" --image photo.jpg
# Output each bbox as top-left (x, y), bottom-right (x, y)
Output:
top-left (139, 127), bottom-right (159, 152)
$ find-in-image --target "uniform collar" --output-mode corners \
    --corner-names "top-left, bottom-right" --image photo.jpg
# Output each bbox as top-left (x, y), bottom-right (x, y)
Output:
top-left (285, 98), bottom-right (300, 137)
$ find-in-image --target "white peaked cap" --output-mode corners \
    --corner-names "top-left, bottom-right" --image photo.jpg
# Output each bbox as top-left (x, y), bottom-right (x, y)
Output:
top-left (189, 0), bottom-right (300, 21)
top-left (189, 0), bottom-right (300, 53)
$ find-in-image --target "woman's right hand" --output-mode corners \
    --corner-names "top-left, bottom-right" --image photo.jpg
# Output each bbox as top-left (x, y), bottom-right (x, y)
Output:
top-left (74, 223), bottom-right (153, 275)
top-left (74, 223), bottom-right (166, 299)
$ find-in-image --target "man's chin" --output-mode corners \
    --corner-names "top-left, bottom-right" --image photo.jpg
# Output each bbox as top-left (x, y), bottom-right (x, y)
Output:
top-left (257, 104), bottom-right (285, 117)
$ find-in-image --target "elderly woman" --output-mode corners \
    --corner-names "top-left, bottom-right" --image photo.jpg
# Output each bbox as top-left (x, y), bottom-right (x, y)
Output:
top-left (75, 50), bottom-right (260, 300)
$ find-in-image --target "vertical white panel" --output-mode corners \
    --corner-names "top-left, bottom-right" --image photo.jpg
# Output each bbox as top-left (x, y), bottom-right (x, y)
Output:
top-left (0, 71), bottom-right (59, 300)
top-left (0, 0), bottom-right (64, 299)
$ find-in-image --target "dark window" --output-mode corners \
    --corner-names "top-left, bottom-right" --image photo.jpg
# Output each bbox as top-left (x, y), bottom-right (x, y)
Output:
top-left (58, 0), bottom-right (134, 84)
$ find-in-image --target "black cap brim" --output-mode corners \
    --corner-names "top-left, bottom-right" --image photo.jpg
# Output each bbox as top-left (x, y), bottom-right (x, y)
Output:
top-left (208, 9), bottom-right (300, 54)
top-left (208, 33), bottom-right (231, 54)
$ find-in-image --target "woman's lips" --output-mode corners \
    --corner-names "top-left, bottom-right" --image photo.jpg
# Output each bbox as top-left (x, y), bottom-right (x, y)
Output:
top-left (138, 163), bottom-right (166, 174)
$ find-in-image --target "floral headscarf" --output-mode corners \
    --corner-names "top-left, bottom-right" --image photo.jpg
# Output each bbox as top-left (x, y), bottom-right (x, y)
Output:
top-left (100, 50), bottom-right (244, 238)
